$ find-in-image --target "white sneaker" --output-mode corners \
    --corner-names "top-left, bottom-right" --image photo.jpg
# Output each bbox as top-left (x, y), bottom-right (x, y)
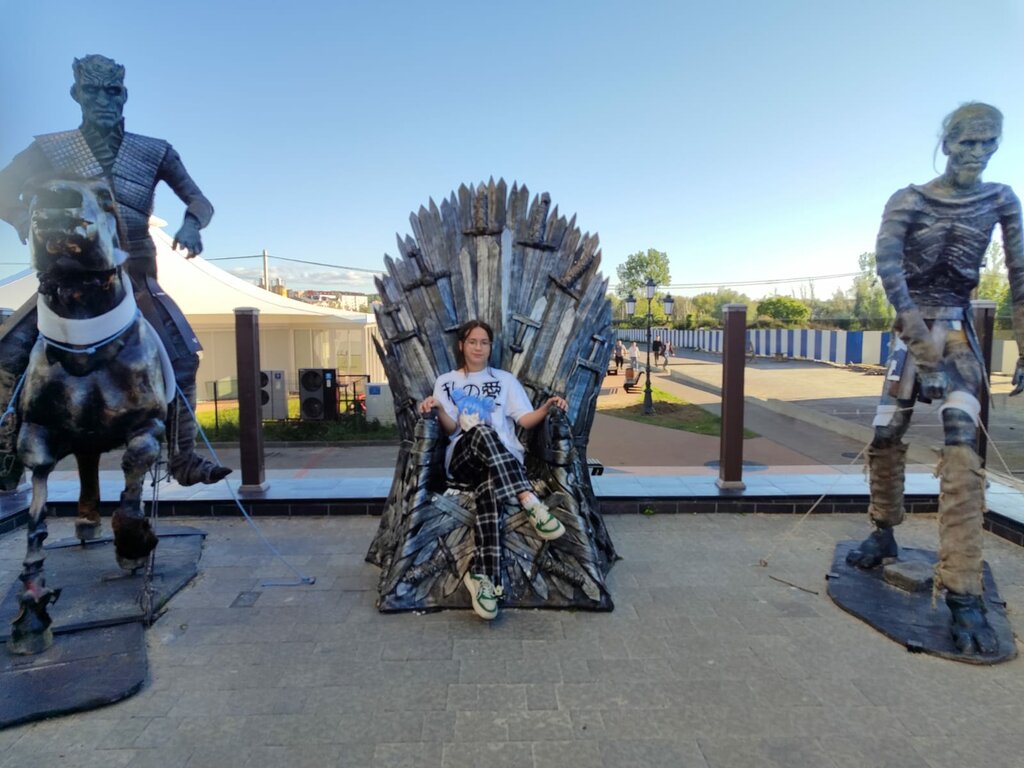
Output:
top-left (463, 572), bottom-right (499, 620)
top-left (522, 498), bottom-right (565, 541)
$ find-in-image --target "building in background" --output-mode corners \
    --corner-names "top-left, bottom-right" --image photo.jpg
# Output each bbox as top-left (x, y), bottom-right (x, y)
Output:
top-left (0, 221), bottom-right (385, 400)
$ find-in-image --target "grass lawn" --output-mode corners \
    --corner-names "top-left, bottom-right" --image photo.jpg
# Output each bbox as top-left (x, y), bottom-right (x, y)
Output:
top-left (597, 387), bottom-right (758, 438)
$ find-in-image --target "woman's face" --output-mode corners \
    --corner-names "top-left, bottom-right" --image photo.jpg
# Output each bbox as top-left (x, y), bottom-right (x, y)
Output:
top-left (460, 326), bottom-right (492, 370)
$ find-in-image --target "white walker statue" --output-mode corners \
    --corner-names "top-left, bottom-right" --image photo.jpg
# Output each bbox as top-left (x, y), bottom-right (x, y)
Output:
top-left (846, 103), bottom-right (1024, 655)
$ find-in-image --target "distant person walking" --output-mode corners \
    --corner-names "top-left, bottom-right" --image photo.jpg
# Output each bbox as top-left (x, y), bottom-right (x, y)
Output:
top-left (613, 339), bottom-right (626, 372)
top-left (652, 336), bottom-right (665, 368)
top-left (628, 341), bottom-right (640, 370)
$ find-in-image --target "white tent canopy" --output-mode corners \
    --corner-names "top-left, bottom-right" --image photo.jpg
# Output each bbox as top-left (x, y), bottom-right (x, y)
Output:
top-left (0, 220), bottom-right (384, 399)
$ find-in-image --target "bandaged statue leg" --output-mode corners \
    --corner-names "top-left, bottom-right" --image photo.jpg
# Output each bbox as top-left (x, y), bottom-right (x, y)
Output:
top-left (847, 402), bottom-right (912, 568)
top-left (937, 403), bottom-right (996, 654)
top-left (167, 354), bottom-right (231, 486)
top-left (0, 303), bottom-right (41, 491)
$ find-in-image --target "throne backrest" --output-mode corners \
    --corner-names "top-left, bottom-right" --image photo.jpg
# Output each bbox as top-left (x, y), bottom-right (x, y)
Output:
top-left (373, 179), bottom-right (612, 447)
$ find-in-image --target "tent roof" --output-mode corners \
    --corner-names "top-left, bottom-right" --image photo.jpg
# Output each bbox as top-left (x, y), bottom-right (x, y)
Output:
top-left (0, 221), bottom-right (372, 325)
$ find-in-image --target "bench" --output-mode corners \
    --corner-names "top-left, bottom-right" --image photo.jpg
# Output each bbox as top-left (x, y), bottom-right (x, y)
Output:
top-left (624, 366), bottom-right (647, 393)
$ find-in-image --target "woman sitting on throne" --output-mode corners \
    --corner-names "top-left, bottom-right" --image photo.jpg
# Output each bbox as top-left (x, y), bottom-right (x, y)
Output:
top-left (417, 320), bottom-right (568, 621)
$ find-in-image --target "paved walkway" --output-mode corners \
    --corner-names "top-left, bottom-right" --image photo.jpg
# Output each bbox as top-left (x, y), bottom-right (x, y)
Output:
top-left (1, 514), bottom-right (1023, 767)
top-left (2, 354), bottom-right (1024, 766)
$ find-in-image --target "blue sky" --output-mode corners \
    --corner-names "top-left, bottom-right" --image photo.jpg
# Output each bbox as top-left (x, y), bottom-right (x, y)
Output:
top-left (2, 1), bottom-right (1023, 300)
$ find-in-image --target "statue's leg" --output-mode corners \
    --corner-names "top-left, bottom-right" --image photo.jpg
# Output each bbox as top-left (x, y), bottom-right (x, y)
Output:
top-left (935, 331), bottom-right (995, 654)
top-left (112, 422), bottom-right (163, 571)
top-left (847, 398), bottom-right (914, 569)
top-left (0, 299), bottom-right (40, 491)
top-left (9, 424), bottom-right (59, 655)
top-left (74, 451), bottom-right (102, 541)
top-left (166, 354), bottom-right (231, 486)
top-left (129, 264), bottom-right (230, 487)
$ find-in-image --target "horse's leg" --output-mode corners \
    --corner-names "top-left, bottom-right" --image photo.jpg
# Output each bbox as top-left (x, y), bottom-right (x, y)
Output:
top-left (112, 421), bottom-right (162, 571)
top-left (75, 451), bottom-right (102, 542)
top-left (8, 456), bottom-right (60, 654)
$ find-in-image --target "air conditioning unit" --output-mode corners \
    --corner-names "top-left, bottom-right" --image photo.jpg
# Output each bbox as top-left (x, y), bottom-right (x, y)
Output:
top-left (364, 382), bottom-right (395, 426)
top-left (298, 368), bottom-right (338, 421)
top-left (260, 369), bottom-right (287, 420)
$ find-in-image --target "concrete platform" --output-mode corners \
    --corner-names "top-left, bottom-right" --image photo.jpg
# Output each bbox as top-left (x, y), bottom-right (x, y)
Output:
top-left (1, 513), bottom-right (1023, 767)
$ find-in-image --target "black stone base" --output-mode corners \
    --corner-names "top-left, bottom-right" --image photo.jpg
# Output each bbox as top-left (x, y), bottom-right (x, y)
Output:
top-left (0, 526), bottom-right (205, 638)
top-left (0, 623), bottom-right (146, 729)
top-left (0, 526), bottom-right (205, 728)
top-left (828, 540), bottom-right (1016, 665)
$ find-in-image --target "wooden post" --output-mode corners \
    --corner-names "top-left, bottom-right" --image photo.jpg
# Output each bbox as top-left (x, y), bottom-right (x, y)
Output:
top-left (234, 307), bottom-right (268, 492)
top-left (971, 299), bottom-right (996, 465)
top-left (717, 303), bottom-right (746, 490)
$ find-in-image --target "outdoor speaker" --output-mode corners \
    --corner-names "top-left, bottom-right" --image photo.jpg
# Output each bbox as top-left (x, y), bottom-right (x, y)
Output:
top-left (260, 369), bottom-right (287, 420)
top-left (298, 368), bottom-right (338, 421)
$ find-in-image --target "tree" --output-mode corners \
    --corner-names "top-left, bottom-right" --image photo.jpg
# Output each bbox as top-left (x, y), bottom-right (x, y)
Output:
top-left (977, 241), bottom-right (1011, 329)
top-left (808, 289), bottom-right (855, 329)
top-left (615, 248), bottom-right (671, 298)
top-left (690, 288), bottom-right (753, 326)
top-left (850, 252), bottom-right (894, 330)
top-left (756, 296), bottom-right (810, 326)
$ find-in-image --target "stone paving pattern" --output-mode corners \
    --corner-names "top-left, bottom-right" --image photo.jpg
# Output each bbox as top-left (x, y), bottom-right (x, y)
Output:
top-left (2, 513), bottom-right (1023, 768)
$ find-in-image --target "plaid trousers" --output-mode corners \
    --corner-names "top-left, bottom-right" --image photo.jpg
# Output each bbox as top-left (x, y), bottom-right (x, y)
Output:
top-left (449, 424), bottom-right (533, 579)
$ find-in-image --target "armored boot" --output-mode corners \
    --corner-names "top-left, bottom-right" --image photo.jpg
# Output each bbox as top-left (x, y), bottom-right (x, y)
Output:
top-left (167, 358), bottom-right (231, 486)
top-left (847, 443), bottom-right (907, 568)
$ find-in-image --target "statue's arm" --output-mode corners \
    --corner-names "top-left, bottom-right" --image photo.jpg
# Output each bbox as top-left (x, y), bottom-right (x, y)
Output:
top-left (999, 187), bottom-right (1024, 394)
top-left (0, 144), bottom-right (47, 244)
top-left (875, 188), bottom-right (943, 387)
top-left (875, 189), bottom-right (916, 315)
top-left (159, 145), bottom-right (214, 256)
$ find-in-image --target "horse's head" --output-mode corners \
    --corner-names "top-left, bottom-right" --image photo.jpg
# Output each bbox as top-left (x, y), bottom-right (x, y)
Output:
top-left (29, 179), bottom-right (127, 276)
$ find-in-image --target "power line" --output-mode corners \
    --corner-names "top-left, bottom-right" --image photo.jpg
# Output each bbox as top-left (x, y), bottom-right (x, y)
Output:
top-left (212, 253), bottom-right (855, 287)
top-left (206, 254), bottom-right (383, 274)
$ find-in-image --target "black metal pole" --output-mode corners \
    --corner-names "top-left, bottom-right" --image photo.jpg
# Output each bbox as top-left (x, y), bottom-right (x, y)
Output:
top-left (643, 303), bottom-right (654, 414)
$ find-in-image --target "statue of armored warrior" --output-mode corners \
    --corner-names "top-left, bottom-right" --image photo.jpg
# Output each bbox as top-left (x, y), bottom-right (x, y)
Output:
top-left (847, 103), bottom-right (1024, 655)
top-left (0, 54), bottom-right (230, 488)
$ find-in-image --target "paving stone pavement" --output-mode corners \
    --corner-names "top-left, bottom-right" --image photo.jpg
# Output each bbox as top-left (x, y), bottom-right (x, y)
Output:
top-left (2, 513), bottom-right (1023, 767)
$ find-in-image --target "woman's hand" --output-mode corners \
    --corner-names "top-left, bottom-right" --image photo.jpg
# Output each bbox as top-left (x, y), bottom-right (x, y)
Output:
top-left (418, 396), bottom-right (440, 414)
top-left (518, 395), bottom-right (568, 430)
top-left (544, 396), bottom-right (568, 412)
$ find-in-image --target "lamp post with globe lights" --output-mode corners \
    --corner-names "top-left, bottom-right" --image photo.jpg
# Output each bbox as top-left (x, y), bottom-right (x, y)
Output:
top-left (625, 278), bottom-right (674, 415)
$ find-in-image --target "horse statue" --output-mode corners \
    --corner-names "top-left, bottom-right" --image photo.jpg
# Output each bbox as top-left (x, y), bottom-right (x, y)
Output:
top-left (6, 178), bottom-right (171, 655)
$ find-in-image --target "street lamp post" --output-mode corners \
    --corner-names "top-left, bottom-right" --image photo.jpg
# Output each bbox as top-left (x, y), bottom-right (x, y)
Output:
top-left (625, 279), bottom-right (674, 416)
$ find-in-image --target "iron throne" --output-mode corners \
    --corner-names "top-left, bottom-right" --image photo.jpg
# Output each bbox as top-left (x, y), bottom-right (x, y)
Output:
top-left (366, 179), bottom-right (617, 612)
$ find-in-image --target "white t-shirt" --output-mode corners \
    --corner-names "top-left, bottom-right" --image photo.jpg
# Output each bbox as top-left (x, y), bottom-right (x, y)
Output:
top-left (433, 367), bottom-right (534, 470)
